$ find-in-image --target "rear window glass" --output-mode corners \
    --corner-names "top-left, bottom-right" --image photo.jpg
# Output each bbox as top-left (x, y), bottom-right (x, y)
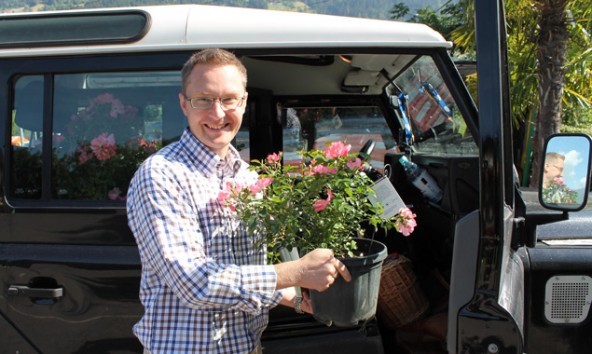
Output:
top-left (0, 11), bottom-right (148, 48)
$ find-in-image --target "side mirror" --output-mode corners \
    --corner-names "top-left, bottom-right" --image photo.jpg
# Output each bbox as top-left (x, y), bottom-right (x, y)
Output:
top-left (539, 133), bottom-right (592, 211)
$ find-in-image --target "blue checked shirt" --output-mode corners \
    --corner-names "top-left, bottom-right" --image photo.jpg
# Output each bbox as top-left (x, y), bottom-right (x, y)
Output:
top-left (127, 129), bottom-right (282, 353)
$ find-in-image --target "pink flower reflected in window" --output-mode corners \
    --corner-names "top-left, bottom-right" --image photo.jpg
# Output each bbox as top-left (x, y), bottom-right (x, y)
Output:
top-left (90, 133), bottom-right (117, 161)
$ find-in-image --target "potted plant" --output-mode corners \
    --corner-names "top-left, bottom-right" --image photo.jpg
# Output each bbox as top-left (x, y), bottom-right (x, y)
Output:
top-left (542, 176), bottom-right (579, 204)
top-left (219, 141), bottom-right (417, 326)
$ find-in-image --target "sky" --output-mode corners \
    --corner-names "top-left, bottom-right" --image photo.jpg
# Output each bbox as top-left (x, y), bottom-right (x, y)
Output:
top-left (547, 135), bottom-right (591, 193)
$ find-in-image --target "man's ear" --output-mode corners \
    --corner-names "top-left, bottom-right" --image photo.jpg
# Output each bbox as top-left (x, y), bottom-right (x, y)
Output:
top-left (179, 93), bottom-right (189, 117)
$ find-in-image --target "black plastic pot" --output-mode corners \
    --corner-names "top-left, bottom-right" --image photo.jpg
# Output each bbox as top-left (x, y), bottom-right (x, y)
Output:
top-left (309, 238), bottom-right (388, 327)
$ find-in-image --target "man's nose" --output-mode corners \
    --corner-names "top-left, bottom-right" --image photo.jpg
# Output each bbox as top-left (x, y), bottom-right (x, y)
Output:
top-left (210, 99), bottom-right (226, 118)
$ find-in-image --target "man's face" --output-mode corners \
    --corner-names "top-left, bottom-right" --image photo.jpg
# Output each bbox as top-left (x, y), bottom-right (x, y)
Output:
top-left (545, 157), bottom-right (564, 182)
top-left (180, 64), bottom-right (247, 157)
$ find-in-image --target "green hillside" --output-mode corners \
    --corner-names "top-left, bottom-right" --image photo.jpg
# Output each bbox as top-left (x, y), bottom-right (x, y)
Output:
top-left (1, 0), bottom-right (447, 20)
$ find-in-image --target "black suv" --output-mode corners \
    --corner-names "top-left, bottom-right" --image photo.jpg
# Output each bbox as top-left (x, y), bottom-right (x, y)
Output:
top-left (1, 2), bottom-right (591, 354)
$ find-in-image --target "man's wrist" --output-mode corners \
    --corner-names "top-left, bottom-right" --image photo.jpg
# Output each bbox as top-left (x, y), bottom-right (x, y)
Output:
top-left (294, 295), bottom-right (304, 314)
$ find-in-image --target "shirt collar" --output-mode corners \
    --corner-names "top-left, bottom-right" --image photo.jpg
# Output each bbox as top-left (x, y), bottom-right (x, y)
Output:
top-left (179, 128), bottom-right (246, 176)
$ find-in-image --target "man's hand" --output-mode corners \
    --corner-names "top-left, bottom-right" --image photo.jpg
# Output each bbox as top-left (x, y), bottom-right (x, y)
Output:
top-left (275, 248), bottom-right (351, 292)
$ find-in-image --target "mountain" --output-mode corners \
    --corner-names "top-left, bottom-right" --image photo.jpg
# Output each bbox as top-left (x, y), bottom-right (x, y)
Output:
top-left (1, 0), bottom-right (448, 20)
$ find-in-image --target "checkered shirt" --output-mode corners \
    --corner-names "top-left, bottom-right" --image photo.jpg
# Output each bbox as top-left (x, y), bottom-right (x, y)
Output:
top-left (127, 129), bottom-right (282, 353)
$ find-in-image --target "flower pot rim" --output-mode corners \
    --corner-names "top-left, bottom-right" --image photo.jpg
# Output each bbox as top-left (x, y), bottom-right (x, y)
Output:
top-left (337, 237), bottom-right (387, 266)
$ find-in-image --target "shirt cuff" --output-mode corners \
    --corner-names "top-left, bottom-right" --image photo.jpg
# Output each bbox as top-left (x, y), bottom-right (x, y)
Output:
top-left (240, 264), bottom-right (283, 309)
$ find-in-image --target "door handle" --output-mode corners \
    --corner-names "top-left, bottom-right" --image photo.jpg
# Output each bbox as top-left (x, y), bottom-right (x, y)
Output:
top-left (8, 285), bottom-right (64, 298)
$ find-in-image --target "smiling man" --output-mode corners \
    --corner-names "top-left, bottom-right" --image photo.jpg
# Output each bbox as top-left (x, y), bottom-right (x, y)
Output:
top-left (179, 50), bottom-right (248, 157)
top-left (126, 48), bottom-right (350, 354)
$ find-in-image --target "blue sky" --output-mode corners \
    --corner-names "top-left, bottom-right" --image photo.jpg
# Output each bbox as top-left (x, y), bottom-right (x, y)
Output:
top-left (547, 135), bottom-right (591, 192)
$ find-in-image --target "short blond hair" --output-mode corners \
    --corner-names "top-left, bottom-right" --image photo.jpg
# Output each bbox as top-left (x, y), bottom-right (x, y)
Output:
top-left (545, 152), bottom-right (565, 164)
top-left (181, 48), bottom-right (247, 93)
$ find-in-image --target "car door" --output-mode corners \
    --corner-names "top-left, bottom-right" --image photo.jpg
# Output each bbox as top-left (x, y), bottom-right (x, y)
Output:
top-left (0, 56), bottom-right (187, 353)
top-left (452, 1), bottom-right (525, 352)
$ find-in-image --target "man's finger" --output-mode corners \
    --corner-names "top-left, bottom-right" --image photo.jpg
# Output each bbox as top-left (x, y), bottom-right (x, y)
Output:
top-left (332, 258), bottom-right (351, 282)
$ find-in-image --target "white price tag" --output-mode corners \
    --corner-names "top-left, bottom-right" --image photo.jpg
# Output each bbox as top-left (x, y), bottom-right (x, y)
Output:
top-left (369, 177), bottom-right (406, 219)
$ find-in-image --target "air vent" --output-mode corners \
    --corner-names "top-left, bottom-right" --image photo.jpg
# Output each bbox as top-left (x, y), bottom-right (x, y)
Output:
top-left (544, 275), bottom-right (592, 324)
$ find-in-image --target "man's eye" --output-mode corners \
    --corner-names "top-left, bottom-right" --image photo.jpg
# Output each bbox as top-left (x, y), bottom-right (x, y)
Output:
top-left (221, 98), bottom-right (239, 105)
top-left (194, 98), bottom-right (213, 106)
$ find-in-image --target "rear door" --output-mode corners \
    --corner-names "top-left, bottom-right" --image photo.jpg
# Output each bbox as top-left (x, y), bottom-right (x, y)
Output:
top-left (0, 54), bottom-right (187, 354)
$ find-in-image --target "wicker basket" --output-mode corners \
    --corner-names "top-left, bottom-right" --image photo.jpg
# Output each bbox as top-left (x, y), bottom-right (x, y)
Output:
top-left (377, 254), bottom-right (429, 330)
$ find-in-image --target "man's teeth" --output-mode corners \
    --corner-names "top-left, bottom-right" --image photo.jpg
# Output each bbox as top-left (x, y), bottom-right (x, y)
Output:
top-left (207, 123), bottom-right (226, 130)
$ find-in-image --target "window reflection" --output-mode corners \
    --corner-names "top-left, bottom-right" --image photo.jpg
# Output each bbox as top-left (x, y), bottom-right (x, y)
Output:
top-left (11, 77), bottom-right (44, 199)
top-left (9, 72), bottom-right (216, 201)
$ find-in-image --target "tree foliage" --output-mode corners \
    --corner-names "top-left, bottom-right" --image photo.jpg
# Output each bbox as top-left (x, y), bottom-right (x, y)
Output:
top-left (401, 0), bottom-right (592, 187)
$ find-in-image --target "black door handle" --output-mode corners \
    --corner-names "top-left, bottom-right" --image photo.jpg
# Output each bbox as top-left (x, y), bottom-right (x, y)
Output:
top-left (8, 285), bottom-right (64, 298)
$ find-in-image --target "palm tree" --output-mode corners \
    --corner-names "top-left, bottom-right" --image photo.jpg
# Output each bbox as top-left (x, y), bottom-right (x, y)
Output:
top-left (421, 0), bottom-right (592, 187)
top-left (530, 0), bottom-right (570, 187)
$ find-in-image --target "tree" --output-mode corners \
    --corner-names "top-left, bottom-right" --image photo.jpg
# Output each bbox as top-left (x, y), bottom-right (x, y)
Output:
top-left (530, 0), bottom-right (570, 187)
top-left (391, 0), bottom-right (467, 50)
top-left (418, 0), bottom-right (592, 187)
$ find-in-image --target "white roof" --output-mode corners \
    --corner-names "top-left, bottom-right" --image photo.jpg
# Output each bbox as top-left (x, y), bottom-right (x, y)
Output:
top-left (0, 4), bottom-right (451, 57)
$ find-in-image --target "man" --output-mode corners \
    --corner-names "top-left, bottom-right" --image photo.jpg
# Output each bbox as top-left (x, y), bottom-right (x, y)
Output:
top-left (127, 48), bottom-right (350, 354)
top-left (543, 152), bottom-right (565, 188)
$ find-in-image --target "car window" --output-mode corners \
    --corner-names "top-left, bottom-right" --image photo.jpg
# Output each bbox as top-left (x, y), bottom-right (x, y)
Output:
top-left (10, 71), bottom-right (251, 202)
top-left (280, 105), bottom-right (395, 172)
top-left (388, 55), bottom-right (478, 156)
top-left (11, 76), bottom-right (44, 199)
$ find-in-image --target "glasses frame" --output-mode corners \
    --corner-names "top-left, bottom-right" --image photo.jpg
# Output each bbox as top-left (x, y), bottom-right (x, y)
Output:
top-left (183, 95), bottom-right (246, 111)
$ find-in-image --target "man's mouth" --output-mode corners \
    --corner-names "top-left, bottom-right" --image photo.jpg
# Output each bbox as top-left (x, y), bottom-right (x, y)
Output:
top-left (206, 123), bottom-right (228, 130)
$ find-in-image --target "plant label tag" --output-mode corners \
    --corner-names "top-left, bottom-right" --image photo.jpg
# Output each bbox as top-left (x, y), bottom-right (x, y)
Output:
top-left (369, 177), bottom-right (406, 219)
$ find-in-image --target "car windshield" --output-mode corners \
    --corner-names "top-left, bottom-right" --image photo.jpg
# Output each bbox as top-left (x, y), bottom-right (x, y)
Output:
top-left (387, 55), bottom-right (478, 156)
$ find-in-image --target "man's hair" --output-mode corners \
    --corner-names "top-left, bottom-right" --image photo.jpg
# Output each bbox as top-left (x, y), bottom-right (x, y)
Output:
top-left (545, 152), bottom-right (565, 163)
top-left (181, 48), bottom-right (247, 93)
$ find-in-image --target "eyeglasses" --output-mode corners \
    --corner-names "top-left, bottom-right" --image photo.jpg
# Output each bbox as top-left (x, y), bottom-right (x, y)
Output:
top-left (184, 96), bottom-right (246, 111)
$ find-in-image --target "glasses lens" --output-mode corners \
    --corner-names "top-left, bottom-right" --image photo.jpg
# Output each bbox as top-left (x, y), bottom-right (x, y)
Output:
top-left (190, 97), bottom-right (215, 109)
top-left (221, 97), bottom-right (243, 110)
top-left (188, 97), bottom-right (244, 110)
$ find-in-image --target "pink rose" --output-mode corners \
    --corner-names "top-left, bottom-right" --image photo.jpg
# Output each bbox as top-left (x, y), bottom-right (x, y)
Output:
top-left (313, 189), bottom-right (334, 212)
top-left (94, 93), bottom-right (115, 104)
top-left (312, 164), bottom-right (337, 175)
top-left (347, 157), bottom-right (363, 171)
top-left (90, 133), bottom-right (117, 161)
top-left (323, 141), bottom-right (351, 159)
top-left (396, 207), bottom-right (417, 236)
top-left (249, 177), bottom-right (274, 194)
top-left (108, 187), bottom-right (126, 201)
top-left (267, 152), bottom-right (281, 164)
top-left (553, 176), bottom-right (564, 185)
top-left (218, 189), bottom-right (231, 204)
top-left (78, 148), bottom-right (93, 164)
